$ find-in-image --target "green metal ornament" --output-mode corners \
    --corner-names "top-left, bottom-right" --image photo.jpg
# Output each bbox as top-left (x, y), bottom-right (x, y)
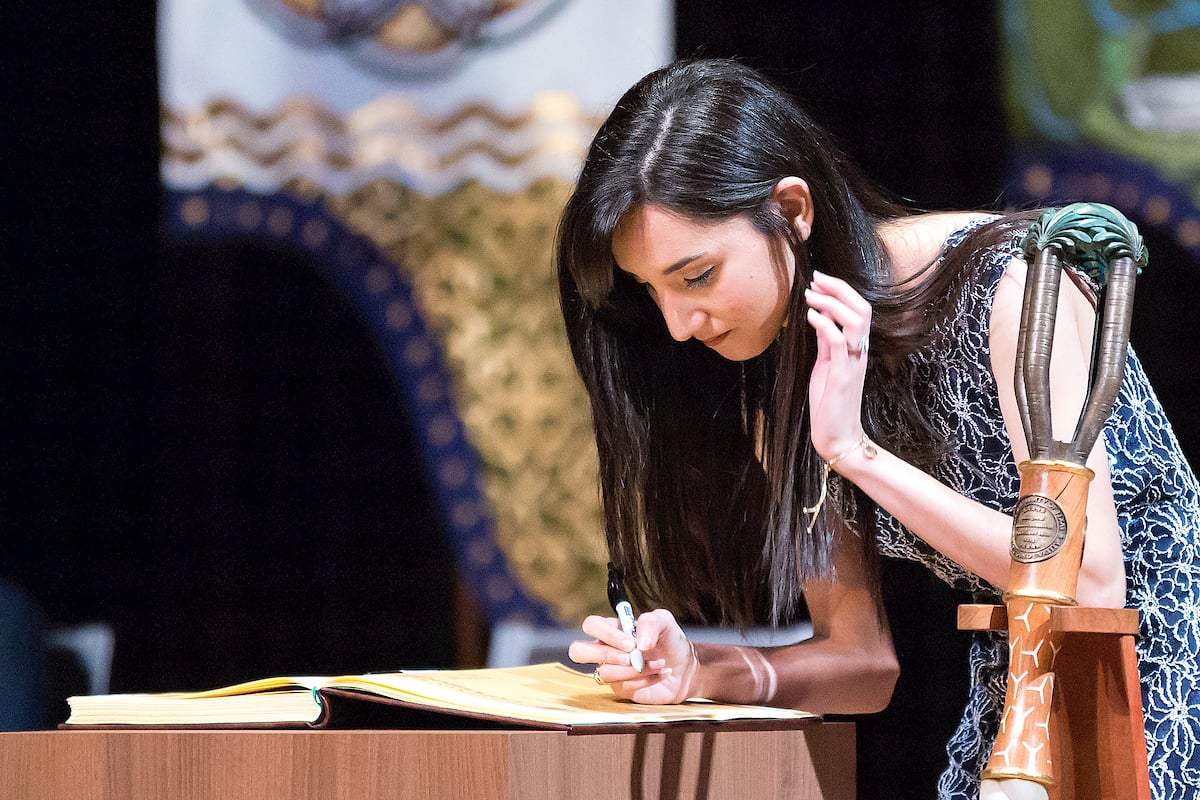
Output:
top-left (1014, 202), bottom-right (1146, 464)
top-left (1019, 202), bottom-right (1148, 290)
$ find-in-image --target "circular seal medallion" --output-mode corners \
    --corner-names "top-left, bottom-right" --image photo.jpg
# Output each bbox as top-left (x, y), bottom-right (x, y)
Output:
top-left (1011, 494), bottom-right (1069, 563)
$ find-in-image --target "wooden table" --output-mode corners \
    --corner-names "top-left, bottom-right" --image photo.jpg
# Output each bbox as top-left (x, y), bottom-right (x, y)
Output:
top-left (1, 724), bottom-right (854, 800)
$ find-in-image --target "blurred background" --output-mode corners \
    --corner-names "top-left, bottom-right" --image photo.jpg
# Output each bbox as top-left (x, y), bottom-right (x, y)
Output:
top-left (4, 0), bottom-right (1199, 794)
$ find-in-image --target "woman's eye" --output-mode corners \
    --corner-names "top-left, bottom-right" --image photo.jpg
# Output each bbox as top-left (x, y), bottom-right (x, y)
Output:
top-left (684, 267), bottom-right (714, 288)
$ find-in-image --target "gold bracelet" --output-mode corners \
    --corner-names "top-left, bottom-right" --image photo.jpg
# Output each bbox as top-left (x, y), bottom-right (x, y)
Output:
top-left (826, 432), bottom-right (877, 471)
top-left (802, 432), bottom-right (877, 533)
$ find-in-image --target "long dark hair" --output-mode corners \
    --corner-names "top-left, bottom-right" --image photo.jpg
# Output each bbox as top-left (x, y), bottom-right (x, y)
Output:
top-left (557, 59), bottom-right (1023, 626)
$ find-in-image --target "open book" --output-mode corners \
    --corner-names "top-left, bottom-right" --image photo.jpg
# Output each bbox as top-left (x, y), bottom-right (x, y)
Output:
top-left (63, 662), bottom-right (816, 732)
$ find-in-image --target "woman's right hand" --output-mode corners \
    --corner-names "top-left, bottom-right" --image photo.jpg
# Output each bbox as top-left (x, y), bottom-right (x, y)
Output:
top-left (804, 270), bottom-right (873, 461)
top-left (568, 609), bottom-right (700, 705)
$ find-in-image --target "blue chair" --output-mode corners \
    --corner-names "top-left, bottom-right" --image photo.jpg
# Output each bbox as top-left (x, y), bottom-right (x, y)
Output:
top-left (0, 582), bottom-right (49, 731)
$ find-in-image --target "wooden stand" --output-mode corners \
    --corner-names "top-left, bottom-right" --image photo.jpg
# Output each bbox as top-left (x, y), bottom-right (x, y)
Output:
top-left (0, 723), bottom-right (854, 800)
top-left (959, 604), bottom-right (1150, 800)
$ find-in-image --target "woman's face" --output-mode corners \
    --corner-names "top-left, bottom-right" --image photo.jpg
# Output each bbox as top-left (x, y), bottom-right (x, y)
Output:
top-left (611, 204), bottom-right (795, 361)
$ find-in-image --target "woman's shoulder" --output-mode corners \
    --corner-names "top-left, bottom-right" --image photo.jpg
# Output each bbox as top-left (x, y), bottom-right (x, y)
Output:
top-left (879, 211), bottom-right (999, 282)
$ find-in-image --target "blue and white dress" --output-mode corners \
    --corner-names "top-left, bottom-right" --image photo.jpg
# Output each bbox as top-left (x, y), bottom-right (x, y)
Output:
top-left (871, 221), bottom-right (1200, 800)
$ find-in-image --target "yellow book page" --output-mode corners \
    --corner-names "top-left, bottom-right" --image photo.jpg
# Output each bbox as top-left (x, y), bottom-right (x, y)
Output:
top-left (67, 664), bottom-right (817, 728)
top-left (172, 676), bottom-right (324, 699)
top-left (324, 663), bottom-right (815, 726)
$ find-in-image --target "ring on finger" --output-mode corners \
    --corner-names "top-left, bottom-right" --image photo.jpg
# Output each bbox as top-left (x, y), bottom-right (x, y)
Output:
top-left (592, 669), bottom-right (605, 685)
top-left (848, 333), bottom-right (869, 358)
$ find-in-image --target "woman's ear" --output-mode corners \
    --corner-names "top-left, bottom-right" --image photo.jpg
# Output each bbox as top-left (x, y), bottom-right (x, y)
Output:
top-left (771, 177), bottom-right (815, 241)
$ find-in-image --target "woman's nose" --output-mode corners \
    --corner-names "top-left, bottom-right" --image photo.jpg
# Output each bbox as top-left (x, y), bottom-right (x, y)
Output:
top-left (661, 293), bottom-right (705, 342)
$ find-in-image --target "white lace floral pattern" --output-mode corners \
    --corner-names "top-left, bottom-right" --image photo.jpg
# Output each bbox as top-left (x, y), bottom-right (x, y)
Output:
top-left (872, 221), bottom-right (1200, 799)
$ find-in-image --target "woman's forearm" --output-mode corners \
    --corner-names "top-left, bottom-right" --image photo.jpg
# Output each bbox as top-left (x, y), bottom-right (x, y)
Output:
top-left (833, 442), bottom-right (1012, 589)
top-left (689, 531), bottom-right (900, 714)
top-left (830, 440), bottom-right (1126, 607)
top-left (691, 637), bottom-right (899, 714)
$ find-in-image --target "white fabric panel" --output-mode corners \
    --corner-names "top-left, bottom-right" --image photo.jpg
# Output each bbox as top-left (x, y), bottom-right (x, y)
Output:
top-left (160, 0), bottom-right (672, 193)
top-left (159, 0), bottom-right (671, 115)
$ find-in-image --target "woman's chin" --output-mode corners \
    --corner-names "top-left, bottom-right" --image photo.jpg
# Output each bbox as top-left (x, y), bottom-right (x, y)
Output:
top-left (715, 340), bottom-right (770, 362)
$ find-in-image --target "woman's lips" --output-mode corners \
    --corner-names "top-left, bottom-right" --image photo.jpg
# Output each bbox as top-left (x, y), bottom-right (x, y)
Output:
top-left (700, 331), bottom-right (730, 347)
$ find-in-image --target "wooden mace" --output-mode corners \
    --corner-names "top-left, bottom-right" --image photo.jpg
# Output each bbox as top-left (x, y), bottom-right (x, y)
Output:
top-left (979, 204), bottom-right (1148, 800)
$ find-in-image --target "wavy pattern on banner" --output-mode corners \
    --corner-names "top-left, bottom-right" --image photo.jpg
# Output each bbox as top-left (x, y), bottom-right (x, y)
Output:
top-left (162, 94), bottom-right (604, 195)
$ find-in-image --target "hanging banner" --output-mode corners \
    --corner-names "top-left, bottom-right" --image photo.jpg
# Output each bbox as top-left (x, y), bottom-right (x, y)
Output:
top-left (159, 0), bottom-right (673, 624)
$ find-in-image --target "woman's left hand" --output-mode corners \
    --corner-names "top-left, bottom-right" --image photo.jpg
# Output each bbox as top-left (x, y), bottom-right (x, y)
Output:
top-left (804, 270), bottom-right (873, 461)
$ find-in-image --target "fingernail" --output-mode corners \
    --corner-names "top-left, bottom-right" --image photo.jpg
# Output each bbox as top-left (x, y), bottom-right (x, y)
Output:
top-left (660, 667), bottom-right (673, 677)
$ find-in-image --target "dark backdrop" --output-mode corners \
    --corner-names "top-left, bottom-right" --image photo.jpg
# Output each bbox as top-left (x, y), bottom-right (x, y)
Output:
top-left (677, 0), bottom-right (1009, 210)
top-left (5, 4), bottom-right (1198, 796)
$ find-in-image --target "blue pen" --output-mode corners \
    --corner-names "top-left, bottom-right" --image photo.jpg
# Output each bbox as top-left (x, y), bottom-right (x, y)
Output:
top-left (607, 563), bottom-right (644, 672)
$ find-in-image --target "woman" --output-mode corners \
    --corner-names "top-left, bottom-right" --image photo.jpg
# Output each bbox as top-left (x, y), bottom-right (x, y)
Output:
top-left (557, 59), bottom-right (1200, 799)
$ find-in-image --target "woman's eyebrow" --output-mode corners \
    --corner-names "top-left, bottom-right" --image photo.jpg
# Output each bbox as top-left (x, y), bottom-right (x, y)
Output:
top-left (662, 252), bottom-right (707, 275)
top-left (616, 252), bottom-right (709, 280)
